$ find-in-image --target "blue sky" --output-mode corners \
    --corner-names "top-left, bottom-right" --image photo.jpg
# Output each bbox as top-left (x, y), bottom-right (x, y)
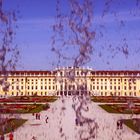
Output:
top-left (2, 0), bottom-right (140, 70)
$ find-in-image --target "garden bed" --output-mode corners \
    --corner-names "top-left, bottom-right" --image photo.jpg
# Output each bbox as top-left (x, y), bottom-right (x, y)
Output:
top-left (91, 96), bottom-right (140, 103)
top-left (0, 103), bottom-right (49, 113)
top-left (0, 96), bottom-right (58, 103)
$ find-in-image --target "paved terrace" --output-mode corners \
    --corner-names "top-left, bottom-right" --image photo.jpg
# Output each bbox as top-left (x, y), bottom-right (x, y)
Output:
top-left (2, 97), bottom-right (140, 140)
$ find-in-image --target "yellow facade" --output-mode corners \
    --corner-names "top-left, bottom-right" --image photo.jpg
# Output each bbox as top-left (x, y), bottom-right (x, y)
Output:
top-left (0, 67), bottom-right (140, 97)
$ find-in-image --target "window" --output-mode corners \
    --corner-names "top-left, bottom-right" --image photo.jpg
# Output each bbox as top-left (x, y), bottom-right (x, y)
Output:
top-left (101, 86), bottom-right (103, 90)
top-left (118, 86), bottom-right (120, 90)
top-left (125, 92), bottom-right (127, 96)
top-left (16, 86), bottom-right (19, 90)
top-left (124, 86), bottom-right (127, 90)
top-left (77, 71), bottom-right (79, 75)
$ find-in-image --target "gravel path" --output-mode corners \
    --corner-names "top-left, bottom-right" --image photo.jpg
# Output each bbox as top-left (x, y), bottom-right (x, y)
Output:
top-left (3, 97), bottom-right (140, 140)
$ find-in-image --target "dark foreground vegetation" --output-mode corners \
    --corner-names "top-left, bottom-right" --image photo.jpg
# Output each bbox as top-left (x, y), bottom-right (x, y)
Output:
top-left (0, 118), bottom-right (27, 135)
top-left (123, 118), bottom-right (140, 134)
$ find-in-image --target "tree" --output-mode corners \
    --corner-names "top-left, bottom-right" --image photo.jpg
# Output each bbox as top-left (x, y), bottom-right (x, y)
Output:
top-left (0, 0), bottom-right (19, 95)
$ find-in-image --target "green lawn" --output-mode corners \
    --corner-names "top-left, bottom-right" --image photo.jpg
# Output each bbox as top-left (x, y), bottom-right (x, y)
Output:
top-left (123, 119), bottom-right (140, 134)
top-left (0, 118), bottom-right (27, 135)
top-left (99, 104), bottom-right (120, 113)
top-left (99, 104), bottom-right (139, 114)
top-left (16, 104), bottom-right (50, 113)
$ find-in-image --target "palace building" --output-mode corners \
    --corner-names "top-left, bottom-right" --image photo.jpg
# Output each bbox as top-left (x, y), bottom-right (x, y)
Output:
top-left (0, 67), bottom-right (140, 97)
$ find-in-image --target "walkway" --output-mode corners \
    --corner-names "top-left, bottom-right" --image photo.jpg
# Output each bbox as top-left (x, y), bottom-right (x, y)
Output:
top-left (4, 97), bottom-right (140, 140)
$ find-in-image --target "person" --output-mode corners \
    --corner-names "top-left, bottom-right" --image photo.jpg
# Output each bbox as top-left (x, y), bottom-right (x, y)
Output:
top-left (38, 113), bottom-right (40, 120)
top-left (35, 113), bottom-right (38, 120)
top-left (120, 120), bottom-right (123, 129)
top-left (80, 121), bottom-right (83, 126)
top-left (31, 136), bottom-right (36, 140)
top-left (117, 120), bottom-right (120, 129)
top-left (9, 132), bottom-right (13, 140)
top-left (117, 120), bottom-right (123, 130)
top-left (45, 117), bottom-right (48, 123)
top-left (75, 118), bottom-right (78, 126)
top-left (0, 134), bottom-right (5, 140)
